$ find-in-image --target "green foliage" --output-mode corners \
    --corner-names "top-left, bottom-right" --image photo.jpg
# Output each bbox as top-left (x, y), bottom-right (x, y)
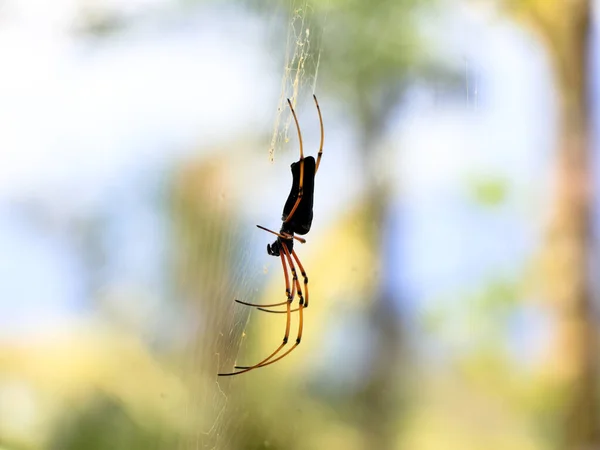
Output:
top-left (423, 277), bottom-right (522, 351)
top-left (50, 395), bottom-right (176, 450)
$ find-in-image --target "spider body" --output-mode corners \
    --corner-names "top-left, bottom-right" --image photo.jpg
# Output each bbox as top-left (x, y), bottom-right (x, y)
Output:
top-left (282, 155), bottom-right (316, 234)
top-left (218, 95), bottom-right (323, 377)
top-left (267, 155), bottom-right (316, 257)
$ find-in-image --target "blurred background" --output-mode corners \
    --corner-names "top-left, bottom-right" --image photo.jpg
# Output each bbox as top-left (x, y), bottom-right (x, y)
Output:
top-left (0, 0), bottom-right (598, 449)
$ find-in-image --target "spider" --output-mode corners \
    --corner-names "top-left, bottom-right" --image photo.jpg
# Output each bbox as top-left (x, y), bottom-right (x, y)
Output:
top-left (218, 95), bottom-right (324, 376)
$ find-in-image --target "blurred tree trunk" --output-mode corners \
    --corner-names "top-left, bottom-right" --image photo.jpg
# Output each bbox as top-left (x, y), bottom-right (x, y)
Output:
top-left (546, 4), bottom-right (598, 449)
top-left (354, 90), bottom-right (406, 449)
top-left (512, 0), bottom-right (599, 447)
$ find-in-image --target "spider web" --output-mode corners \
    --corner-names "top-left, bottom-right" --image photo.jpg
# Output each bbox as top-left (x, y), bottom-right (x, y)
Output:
top-left (189, 3), bottom-right (327, 449)
top-left (268, 0), bottom-right (327, 162)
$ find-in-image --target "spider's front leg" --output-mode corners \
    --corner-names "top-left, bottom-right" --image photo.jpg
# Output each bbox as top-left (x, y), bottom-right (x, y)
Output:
top-left (235, 244), bottom-right (304, 370)
top-left (291, 250), bottom-right (309, 308)
top-left (257, 250), bottom-right (308, 314)
top-left (218, 252), bottom-right (294, 377)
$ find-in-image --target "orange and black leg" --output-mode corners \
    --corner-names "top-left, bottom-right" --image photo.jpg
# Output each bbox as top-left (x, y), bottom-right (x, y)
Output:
top-left (235, 244), bottom-right (304, 370)
top-left (313, 95), bottom-right (324, 174)
top-left (256, 249), bottom-right (308, 313)
top-left (217, 252), bottom-right (294, 376)
top-left (283, 98), bottom-right (305, 224)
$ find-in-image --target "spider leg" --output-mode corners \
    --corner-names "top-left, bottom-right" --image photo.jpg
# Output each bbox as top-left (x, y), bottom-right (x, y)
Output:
top-left (257, 307), bottom-right (301, 313)
top-left (238, 254), bottom-right (297, 311)
top-left (257, 250), bottom-right (308, 312)
top-left (236, 226), bottom-right (304, 311)
top-left (218, 252), bottom-right (294, 377)
top-left (235, 299), bottom-right (288, 308)
top-left (283, 98), bottom-right (305, 224)
top-left (313, 95), bottom-right (324, 174)
top-left (233, 244), bottom-right (296, 308)
top-left (235, 244), bottom-right (304, 370)
top-left (287, 98), bottom-right (304, 160)
top-left (291, 250), bottom-right (309, 308)
top-left (256, 225), bottom-right (305, 244)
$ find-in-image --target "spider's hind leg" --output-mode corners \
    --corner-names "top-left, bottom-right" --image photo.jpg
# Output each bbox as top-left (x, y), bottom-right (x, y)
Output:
top-left (284, 98), bottom-right (305, 224)
top-left (313, 94), bottom-right (324, 174)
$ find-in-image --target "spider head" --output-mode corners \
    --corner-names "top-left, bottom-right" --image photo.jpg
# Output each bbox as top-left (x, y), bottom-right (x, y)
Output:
top-left (267, 237), bottom-right (294, 257)
top-left (267, 240), bottom-right (280, 256)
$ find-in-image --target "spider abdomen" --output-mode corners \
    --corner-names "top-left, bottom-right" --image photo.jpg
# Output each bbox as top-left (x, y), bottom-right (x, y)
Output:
top-left (282, 156), bottom-right (315, 235)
